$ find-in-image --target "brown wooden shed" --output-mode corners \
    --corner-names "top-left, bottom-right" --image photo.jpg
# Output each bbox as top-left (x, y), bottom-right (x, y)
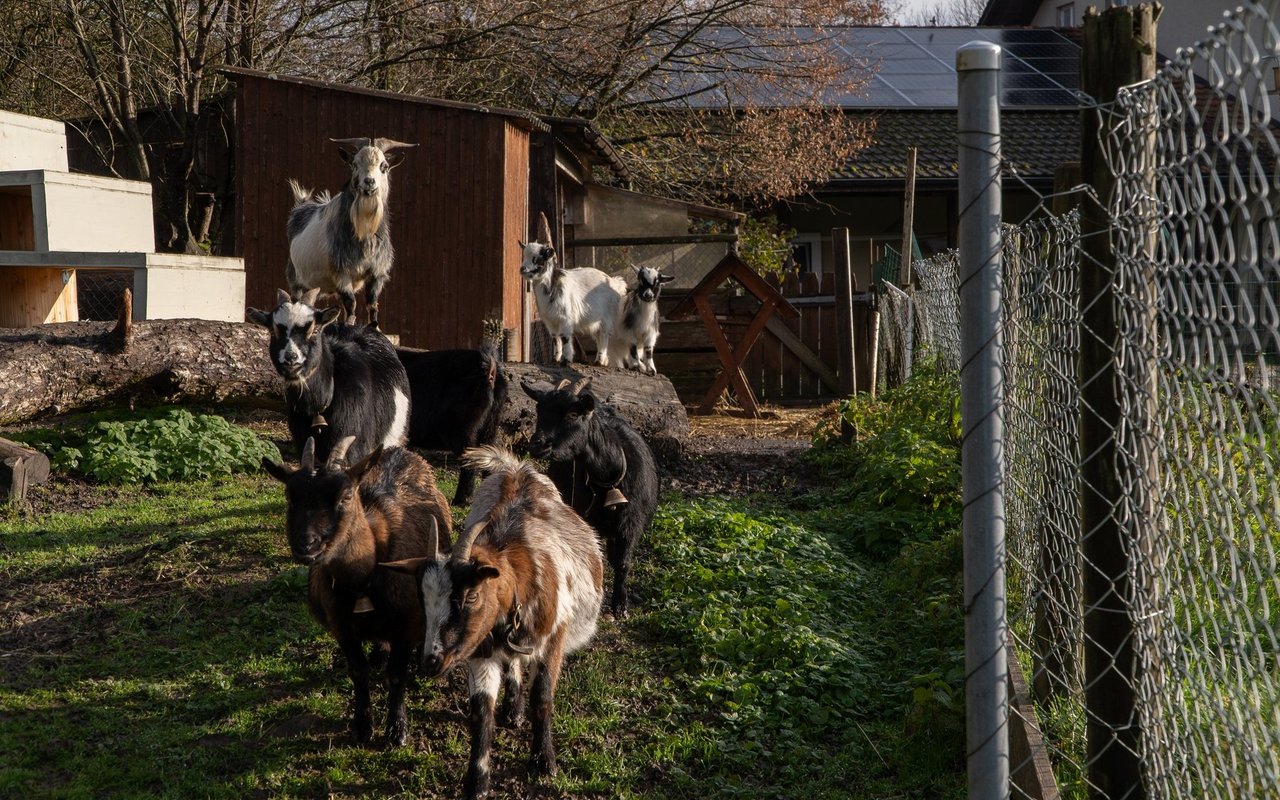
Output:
top-left (223, 67), bottom-right (557, 352)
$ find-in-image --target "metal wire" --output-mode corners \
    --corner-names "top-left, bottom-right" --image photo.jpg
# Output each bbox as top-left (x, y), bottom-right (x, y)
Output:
top-left (905, 4), bottom-right (1280, 795)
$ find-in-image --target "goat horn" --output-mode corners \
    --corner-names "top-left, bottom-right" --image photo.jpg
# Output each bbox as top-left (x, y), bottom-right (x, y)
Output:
top-left (329, 436), bottom-right (356, 468)
top-left (555, 378), bottom-right (572, 391)
top-left (374, 137), bottom-right (416, 153)
top-left (570, 377), bottom-right (592, 396)
top-left (450, 520), bottom-right (487, 564)
top-left (425, 516), bottom-right (439, 560)
top-left (330, 137), bottom-right (372, 150)
top-left (536, 211), bottom-right (553, 245)
top-left (301, 437), bottom-right (317, 474)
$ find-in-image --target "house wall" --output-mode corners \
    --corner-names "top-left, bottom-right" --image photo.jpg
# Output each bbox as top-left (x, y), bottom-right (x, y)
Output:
top-left (779, 185), bottom-right (1046, 287)
top-left (234, 73), bottom-right (530, 351)
top-left (1034, 1), bottom-right (1241, 65)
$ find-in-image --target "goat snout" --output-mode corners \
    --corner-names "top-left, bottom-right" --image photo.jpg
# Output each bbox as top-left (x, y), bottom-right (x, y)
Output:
top-left (360, 176), bottom-right (378, 195)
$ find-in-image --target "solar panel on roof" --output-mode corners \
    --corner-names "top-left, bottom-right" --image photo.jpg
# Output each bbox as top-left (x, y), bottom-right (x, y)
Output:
top-left (648, 26), bottom-right (1080, 111)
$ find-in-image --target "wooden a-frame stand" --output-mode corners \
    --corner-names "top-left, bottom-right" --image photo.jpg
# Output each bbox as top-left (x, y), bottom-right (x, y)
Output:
top-left (667, 252), bottom-right (799, 418)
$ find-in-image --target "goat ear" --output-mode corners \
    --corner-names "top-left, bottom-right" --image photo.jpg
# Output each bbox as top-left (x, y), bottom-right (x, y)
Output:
top-left (385, 152), bottom-right (406, 170)
top-left (261, 457), bottom-right (292, 483)
top-left (659, 273), bottom-right (676, 284)
top-left (300, 287), bottom-right (321, 307)
top-left (336, 146), bottom-right (352, 164)
top-left (275, 288), bottom-right (292, 306)
top-left (631, 264), bottom-right (642, 276)
top-left (517, 239), bottom-right (527, 251)
top-left (577, 393), bottom-right (596, 414)
top-left (346, 444), bottom-right (382, 481)
top-left (475, 564), bottom-right (501, 582)
top-left (246, 307), bottom-right (272, 328)
top-left (379, 556), bottom-right (432, 575)
top-left (520, 381), bottom-right (543, 401)
top-left (316, 305), bottom-right (343, 328)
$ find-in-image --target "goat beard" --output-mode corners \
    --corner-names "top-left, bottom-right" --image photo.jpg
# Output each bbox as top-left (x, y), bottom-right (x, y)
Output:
top-left (350, 192), bottom-right (385, 241)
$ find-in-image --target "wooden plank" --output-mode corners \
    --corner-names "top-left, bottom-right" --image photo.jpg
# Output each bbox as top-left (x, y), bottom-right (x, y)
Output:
top-left (0, 267), bottom-right (76, 327)
top-left (696, 296), bottom-right (774, 416)
top-left (0, 190), bottom-right (35, 249)
top-left (766, 316), bottom-right (839, 393)
top-left (0, 437), bottom-right (52, 503)
top-left (1008, 650), bottom-right (1062, 800)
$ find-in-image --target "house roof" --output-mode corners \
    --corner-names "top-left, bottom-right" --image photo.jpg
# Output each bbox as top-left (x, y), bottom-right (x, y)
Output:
top-left (671, 26), bottom-right (1079, 110)
top-left (829, 109), bottom-right (1078, 185)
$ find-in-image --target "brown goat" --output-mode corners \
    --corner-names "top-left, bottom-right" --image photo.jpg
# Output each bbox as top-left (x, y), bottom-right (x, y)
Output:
top-left (264, 435), bottom-right (453, 746)
top-left (382, 445), bottom-right (603, 799)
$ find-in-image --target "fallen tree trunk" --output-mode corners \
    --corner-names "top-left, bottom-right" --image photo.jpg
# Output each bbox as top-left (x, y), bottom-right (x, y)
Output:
top-left (497, 362), bottom-right (688, 461)
top-left (0, 317), bottom-right (282, 426)
top-left (0, 314), bottom-right (688, 458)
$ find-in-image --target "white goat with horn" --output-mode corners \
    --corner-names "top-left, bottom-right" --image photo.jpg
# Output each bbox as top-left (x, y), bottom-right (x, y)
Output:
top-left (519, 212), bottom-right (626, 366)
top-left (286, 136), bottom-right (415, 329)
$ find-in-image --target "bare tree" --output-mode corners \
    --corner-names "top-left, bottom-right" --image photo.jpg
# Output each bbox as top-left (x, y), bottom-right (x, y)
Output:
top-left (0, 0), bottom-right (889, 233)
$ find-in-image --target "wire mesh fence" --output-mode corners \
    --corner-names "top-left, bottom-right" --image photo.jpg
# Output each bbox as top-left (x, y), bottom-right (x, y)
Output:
top-left (75, 269), bottom-right (133, 321)
top-left (894, 3), bottom-right (1280, 796)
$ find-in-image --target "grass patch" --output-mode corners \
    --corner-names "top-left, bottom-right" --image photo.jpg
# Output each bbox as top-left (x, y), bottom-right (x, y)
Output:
top-left (1, 404), bottom-right (964, 798)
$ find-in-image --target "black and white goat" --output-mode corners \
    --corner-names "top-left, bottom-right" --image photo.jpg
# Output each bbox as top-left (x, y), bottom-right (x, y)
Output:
top-left (608, 265), bottom-right (675, 375)
top-left (381, 446), bottom-right (603, 799)
top-left (285, 136), bottom-right (414, 329)
top-left (521, 377), bottom-right (658, 617)
top-left (396, 345), bottom-right (509, 506)
top-left (519, 213), bottom-right (626, 366)
top-left (248, 288), bottom-right (410, 465)
top-left (264, 436), bottom-right (454, 746)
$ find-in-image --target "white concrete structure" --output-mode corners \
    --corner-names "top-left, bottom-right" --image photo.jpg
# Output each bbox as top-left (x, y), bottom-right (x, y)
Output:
top-left (0, 108), bottom-right (245, 326)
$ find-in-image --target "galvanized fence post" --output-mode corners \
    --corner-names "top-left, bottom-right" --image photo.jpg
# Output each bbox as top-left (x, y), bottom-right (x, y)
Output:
top-left (957, 41), bottom-right (1008, 800)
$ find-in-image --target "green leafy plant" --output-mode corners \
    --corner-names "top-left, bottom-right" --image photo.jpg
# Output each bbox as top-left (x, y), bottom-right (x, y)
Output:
top-left (10, 408), bottom-right (279, 484)
top-left (738, 214), bottom-right (798, 279)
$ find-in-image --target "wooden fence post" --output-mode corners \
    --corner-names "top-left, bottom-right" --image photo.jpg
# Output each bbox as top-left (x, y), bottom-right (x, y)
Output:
top-left (1079, 5), bottom-right (1157, 798)
top-left (833, 227), bottom-right (856, 440)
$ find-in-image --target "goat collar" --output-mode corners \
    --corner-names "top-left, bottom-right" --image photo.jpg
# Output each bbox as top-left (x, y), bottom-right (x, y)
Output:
top-left (477, 587), bottom-right (534, 657)
top-left (579, 456), bottom-right (629, 511)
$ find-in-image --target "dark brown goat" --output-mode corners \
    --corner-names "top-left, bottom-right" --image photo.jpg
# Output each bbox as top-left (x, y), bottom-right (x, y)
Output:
top-left (263, 435), bottom-right (453, 746)
top-left (382, 446), bottom-right (603, 798)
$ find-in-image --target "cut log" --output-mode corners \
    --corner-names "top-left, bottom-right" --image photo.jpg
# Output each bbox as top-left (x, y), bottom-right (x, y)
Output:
top-left (0, 318), bottom-right (282, 425)
top-left (0, 319), bottom-right (688, 460)
top-left (498, 362), bottom-right (688, 462)
top-left (0, 437), bottom-right (50, 502)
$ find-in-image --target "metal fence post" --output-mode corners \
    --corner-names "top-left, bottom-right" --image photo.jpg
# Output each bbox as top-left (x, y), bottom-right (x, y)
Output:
top-left (957, 41), bottom-right (1008, 800)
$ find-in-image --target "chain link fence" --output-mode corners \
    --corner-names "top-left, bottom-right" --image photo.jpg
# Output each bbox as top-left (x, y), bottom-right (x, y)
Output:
top-left (75, 269), bottom-right (133, 321)
top-left (888, 3), bottom-right (1280, 796)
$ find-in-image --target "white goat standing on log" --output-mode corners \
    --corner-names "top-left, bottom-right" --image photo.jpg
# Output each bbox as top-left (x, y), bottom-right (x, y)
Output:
top-left (520, 212), bottom-right (626, 366)
top-left (286, 136), bottom-right (415, 329)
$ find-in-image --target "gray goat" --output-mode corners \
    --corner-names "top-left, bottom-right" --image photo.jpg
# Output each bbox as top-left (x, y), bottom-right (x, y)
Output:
top-left (286, 136), bottom-right (415, 329)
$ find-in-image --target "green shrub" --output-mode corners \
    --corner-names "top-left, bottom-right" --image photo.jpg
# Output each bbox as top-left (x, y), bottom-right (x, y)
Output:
top-left (806, 364), bottom-right (962, 556)
top-left (10, 409), bottom-right (279, 484)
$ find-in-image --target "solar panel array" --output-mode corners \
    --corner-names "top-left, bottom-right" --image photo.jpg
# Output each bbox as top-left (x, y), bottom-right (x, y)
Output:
top-left (671, 27), bottom-right (1080, 110)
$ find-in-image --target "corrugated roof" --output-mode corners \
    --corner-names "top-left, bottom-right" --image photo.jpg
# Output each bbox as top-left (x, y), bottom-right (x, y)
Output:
top-left (831, 109), bottom-right (1078, 183)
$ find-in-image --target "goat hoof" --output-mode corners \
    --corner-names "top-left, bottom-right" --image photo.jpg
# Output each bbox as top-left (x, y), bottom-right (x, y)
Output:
top-left (529, 751), bottom-right (558, 779)
top-left (352, 715), bottom-right (374, 743)
top-left (385, 718), bottom-right (409, 748)
top-left (497, 707), bottom-right (525, 730)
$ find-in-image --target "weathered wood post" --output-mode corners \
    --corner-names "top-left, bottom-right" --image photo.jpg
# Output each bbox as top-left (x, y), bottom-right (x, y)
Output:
top-left (833, 227), bottom-right (857, 441)
top-left (901, 147), bottom-right (918, 381)
top-left (1078, 5), bottom-right (1157, 798)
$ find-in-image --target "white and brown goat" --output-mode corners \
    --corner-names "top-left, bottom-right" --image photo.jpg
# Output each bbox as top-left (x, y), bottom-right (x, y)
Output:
top-left (264, 436), bottom-right (452, 746)
top-left (381, 445), bottom-right (603, 799)
top-left (286, 136), bottom-right (415, 328)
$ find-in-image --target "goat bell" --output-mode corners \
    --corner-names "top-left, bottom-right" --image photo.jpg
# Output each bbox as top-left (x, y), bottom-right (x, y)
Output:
top-left (603, 487), bottom-right (629, 509)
